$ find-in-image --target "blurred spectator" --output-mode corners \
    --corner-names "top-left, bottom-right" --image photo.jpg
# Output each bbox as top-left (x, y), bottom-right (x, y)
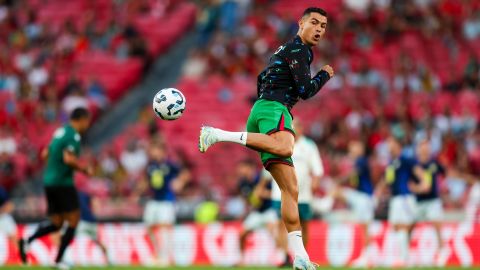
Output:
top-left (120, 140), bottom-right (148, 177)
top-left (86, 78), bottom-right (108, 109)
top-left (464, 56), bottom-right (479, 90)
top-left (182, 50), bottom-right (208, 78)
top-left (0, 65), bottom-right (19, 96)
top-left (99, 149), bottom-right (120, 179)
top-left (463, 9), bottom-right (480, 40)
top-left (0, 127), bottom-right (16, 156)
top-left (62, 88), bottom-right (89, 115)
top-left (41, 85), bottom-right (60, 122)
top-left (27, 61), bottom-right (49, 97)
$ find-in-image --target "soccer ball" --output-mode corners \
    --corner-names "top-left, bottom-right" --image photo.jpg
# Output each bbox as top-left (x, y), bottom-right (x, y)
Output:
top-left (152, 88), bottom-right (186, 120)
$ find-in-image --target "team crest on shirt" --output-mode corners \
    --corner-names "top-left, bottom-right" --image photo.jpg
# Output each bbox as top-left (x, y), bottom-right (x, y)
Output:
top-left (74, 134), bottom-right (81, 142)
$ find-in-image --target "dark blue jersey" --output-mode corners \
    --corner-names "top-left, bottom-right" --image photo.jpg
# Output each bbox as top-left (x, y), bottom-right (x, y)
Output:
top-left (78, 191), bottom-right (96, 222)
top-left (146, 160), bottom-right (179, 202)
top-left (350, 157), bottom-right (374, 195)
top-left (257, 35), bottom-right (330, 110)
top-left (415, 159), bottom-right (445, 201)
top-left (239, 174), bottom-right (271, 213)
top-left (385, 156), bottom-right (416, 196)
top-left (0, 187), bottom-right (9, 208)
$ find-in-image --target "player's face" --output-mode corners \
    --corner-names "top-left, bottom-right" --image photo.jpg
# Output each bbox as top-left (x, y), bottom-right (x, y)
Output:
top-left (349, 141), bottom-right (364, 158)
top-left (298, 12), bottom-right (327, 46)
top-left (78, 116), bottom-right (91, 133)
top-left (150, 146), bottom-right (166, 161)
top-left (387, 138), bottom-right (401, 157)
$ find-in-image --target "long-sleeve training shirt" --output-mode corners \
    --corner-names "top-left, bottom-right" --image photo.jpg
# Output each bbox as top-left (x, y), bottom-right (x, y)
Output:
top-left (257, 35), bottom-right (331, 110)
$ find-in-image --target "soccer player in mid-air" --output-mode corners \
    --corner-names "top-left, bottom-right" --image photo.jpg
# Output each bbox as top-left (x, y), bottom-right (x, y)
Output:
top-left (199, 7), bottom-right (334, 269)
top-left (18, 108), bottom-right (93, 270)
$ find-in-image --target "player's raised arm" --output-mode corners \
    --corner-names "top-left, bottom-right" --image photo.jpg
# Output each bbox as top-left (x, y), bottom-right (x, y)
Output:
top-left (287, 51), bottom-right (332, 100)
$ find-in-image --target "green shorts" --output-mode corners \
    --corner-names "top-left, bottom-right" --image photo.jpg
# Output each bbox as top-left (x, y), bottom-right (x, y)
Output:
top-left (246, 99), bottom-right (295, 168)
top-left (272, 200), bottom-right (313, 221)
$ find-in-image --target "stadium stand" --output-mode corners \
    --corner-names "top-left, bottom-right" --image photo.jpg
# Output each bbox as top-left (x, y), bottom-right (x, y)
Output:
top-left (2, 0), bottom-right (479, 220)
top-left (71, 0), bottom-right (479, 219)
top-left (0, 0), bottom-right (196, 201)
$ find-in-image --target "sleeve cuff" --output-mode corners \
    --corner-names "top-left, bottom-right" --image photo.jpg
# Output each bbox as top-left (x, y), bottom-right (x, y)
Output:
top-left (317, 69), bottom-right (331, 80)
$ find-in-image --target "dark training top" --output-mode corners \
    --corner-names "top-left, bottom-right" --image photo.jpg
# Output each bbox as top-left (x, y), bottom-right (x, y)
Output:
top-left (257, 35), bottom-right (331, 109)
top-left (414, 159), bottom-right (445, 201)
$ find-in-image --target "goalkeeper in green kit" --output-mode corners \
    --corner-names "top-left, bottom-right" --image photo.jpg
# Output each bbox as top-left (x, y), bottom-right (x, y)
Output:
top-left (199, 7), bottom-right (334, 270)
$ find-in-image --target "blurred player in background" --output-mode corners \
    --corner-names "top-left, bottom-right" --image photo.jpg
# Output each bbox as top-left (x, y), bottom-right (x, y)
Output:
top-left (327, 140), bottom-right (375, 267)
top-left (237, 160), bottom-right (277, 265)
top-left (141, 144), bottom-right (190, 266)
top-left (466, 176), bottom-right (480, 223)
top-left (199, 7), bottom-right (333, 269)
top-left (379, 136), bottom-right (425, 266)
top-left (409, 139), bottom-right (446, 254)
top-left (270, 119), bottom-right (323, 267)
top-left (76, 190), bottom-right (109, 264)
top-left (0, 186), bottom-right (18, 256)
top-left (19, 108), bottom-right (92, 270)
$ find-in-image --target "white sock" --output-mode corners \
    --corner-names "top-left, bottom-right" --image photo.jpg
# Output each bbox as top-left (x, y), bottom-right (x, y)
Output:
top-left (288, 231), bottom-right (309, 260)
top-left (397, 230), bottom-right (409, 263)
top-left (214, 128), bottom-right (247, 145)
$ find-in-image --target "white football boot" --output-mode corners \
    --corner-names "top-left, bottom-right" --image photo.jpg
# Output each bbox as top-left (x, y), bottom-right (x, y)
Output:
top-left (198, 126), bottom-right (218, 153)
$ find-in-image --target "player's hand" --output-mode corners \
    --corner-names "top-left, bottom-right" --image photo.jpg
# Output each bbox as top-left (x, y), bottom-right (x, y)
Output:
top-left (322, 65), bottom-right (334, 78)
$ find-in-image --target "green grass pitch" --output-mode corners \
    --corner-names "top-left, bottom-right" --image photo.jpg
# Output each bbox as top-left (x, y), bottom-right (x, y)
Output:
top-left (0, 267), bottom-right (473, 270)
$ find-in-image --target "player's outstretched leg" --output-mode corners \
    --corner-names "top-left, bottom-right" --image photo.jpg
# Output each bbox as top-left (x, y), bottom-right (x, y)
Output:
top-left (268, 163), bottom-right (317, 270)
top-left (19, 216), bottom-right (63, 264)
top-left (199, 126), bottom-right (294, 157)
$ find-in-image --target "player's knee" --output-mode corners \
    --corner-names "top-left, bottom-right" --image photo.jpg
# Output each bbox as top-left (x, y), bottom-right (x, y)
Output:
top-left (275, 144), bottom-right (293, 158)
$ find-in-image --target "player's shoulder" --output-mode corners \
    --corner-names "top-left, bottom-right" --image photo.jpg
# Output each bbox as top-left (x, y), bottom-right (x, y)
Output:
top-left (274, 36), bottom-right (309, 56)
top-left (53, 125), bottom-right (80, 142)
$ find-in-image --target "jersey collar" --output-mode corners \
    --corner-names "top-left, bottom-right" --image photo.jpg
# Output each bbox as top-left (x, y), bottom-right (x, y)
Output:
top-left (294, 35), bottom-right (314, 64)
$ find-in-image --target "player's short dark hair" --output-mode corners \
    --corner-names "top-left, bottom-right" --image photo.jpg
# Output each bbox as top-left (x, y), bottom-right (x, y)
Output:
top-left (70, 107), bottom-right (90, 120)
top-left (302, 7), bottom-right (328, 18)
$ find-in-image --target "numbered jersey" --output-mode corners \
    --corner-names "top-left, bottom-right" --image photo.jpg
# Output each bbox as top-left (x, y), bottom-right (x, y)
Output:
top-left (415, 159), bottom-right (445, 201)
top-left (146, 161), bottom-right (179, 202)
top-left (43, 124), bottom-right (81, 187)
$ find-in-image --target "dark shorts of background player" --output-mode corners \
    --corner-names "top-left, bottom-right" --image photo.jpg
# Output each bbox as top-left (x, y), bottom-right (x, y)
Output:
top-left (246, 99), bottom-right (295, 169)
top-left (45, 186), bottom-right (80, 215)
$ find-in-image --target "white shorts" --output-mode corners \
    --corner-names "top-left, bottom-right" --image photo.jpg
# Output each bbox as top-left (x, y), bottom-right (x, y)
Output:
top-left (416, 198), bottom-right (444, 222)
top-left (76, 221), bottom-right (98, 239)
top-left (343, 188), bottom-right (375, 223)
top-left (143, 200), bottom-right (176, 226)
top-left (243, 209), bottom-right (278, 231)
top-left (388, 195), bottom-right (418, 225)
top-left (0, 214), bottom-right (17, 236)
